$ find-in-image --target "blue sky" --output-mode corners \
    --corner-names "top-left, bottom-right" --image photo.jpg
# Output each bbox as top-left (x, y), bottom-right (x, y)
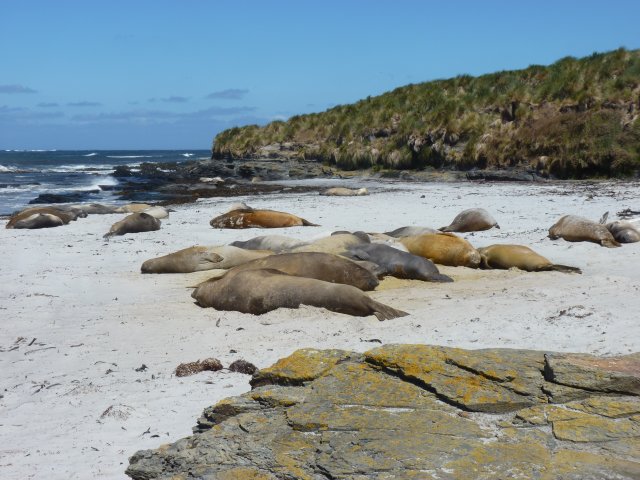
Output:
top-left (1, 0), bottom-right (639, 150)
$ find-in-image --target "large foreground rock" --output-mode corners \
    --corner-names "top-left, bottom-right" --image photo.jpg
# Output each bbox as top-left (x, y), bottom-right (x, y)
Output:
top-left (127, 345), bottom-right (640, 479)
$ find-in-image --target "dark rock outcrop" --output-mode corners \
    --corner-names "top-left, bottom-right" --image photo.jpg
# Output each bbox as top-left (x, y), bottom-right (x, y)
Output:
top-left (127, 345), bottom-right (640, 479)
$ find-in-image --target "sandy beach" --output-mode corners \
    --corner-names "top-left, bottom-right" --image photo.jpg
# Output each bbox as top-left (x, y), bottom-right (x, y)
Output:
top-left (1, 179), bottom-right (639, 479)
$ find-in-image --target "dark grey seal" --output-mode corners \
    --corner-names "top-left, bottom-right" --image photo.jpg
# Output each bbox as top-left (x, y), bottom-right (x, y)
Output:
top-left (344, 243), bottom-right (453, 282)
top-left (104, 212), bottom-right (161, 238)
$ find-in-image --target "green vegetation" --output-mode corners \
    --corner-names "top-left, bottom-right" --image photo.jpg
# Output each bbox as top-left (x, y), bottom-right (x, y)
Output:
top-left (213, 48), bottom-right (640, 178)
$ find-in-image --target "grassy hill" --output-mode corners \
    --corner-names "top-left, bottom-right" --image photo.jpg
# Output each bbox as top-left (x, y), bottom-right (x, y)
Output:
top-left (213, 48), bottom-right (640, 179)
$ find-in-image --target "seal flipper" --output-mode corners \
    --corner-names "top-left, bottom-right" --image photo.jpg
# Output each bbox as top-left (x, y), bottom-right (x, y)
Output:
top-left (370, 300), bottom-right (409, 321)
top-left (302, 218), bottom-right (320, 226)
top-left (601, 238), bottom-right (622, 248)
top-left (428, 273), bottom-right (454, 283)
top-left (537, 264), bottom-right (582, 274)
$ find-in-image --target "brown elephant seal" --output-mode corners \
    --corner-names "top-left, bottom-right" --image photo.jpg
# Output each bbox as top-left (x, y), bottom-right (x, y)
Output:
top-left (321, 187), bottom-right (369, 196)
top-left (208, 252), bottom-right (379, 291)
top-left (12, 213), bottom-right (65, 229)
top-left (230, 235), bottom-right (309, 252)
top-left (192, 268), bottom-right (407, 320)
top-left (141, 245), bottom-right (272, 273)
top-left (63, 203), bottom-right (120, 215)
top-left (290, 233), bottom-right (368, 255)
top-left (439, 208), bottom-right (499, 232)
top-left (6, 206), bottom-right (78, 228)
top-left (605, 221), bottom-right (640, 244)
top-left (384, 226), bottom-right (438, 238)
top-left (344, 243), bottom-right (453, 282)
top-left (478, 244), bottom-right (581, 274)
top-left (400, 233), bottom-right (481, 268)
top-left (104, 212), bottom-right (161, 238)
top-left (549, 215), bottom-right (620, 248)
top-left (210, 207), bottom-right (318, 229)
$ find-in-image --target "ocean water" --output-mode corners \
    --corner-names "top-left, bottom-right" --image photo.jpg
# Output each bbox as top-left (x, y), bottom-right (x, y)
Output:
top-left (0, 149), bottom-right (209, 215)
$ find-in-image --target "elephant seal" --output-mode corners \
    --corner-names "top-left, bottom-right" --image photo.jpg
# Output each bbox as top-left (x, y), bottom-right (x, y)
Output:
top-left (115, 203), bottom-right (152, 214)
top-left (384, 226), bottom-right (438, 238)
top-left (210, 208), bottom-right (318, 229)
top-left (478, 244), bottom-right (581, 274)
top-left (605, 221), bottom-right (640, 243)
top-left (230, 235), bottom-right (309, 252)
top-left (12, 213), bottom-right (65, 229)
top-left (104, 212), bottom-right (161, 238)
top-left (64, 203), bottom-right (120, 215)
top-left (209, 252), bottom-right (379, 291)
top-left (142, 206), bottom-right (171, 219)
top-left (400, 233), bottom-right (481, 268)
top-left (548, 215), bottom-right (620, 248)
top-left (321, 187), bottom-right (369, 196)
top-left (6, 206), bottom-right (78, 228)
top-left (344, 243), bottom-right (453, 282)
top-left (439, 208), bottom-right (499, 232)
top-left (192, 268), bottom-right (408, 320)
top-left (290, 233), bottom-right (369, 255)
top-left (141, 245), bottom-right (272, 273)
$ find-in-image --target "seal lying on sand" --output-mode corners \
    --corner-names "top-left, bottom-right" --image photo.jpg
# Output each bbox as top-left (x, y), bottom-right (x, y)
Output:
top-left (141, 245), bottom-right (272, 273)
top-left (230, 235), bottom-right (309, 252)
top-left (142, 206), bottom-right (171, 219)
top-left (344, 243), bottom-right (453, 282)
top-left (400, 233), bottom-right (481, 268)
top-left (115, 203), bottom-right (153, 214)
top-left (6, 206), bottom-right (80, 228)
top-left (321, 187), bottom-right (369, 196)
top-left (290, 233), bottom-right (369, 255)
top-left (210, 207), bottom-right (318, 229)
top-left (192, 268), bottom-right (408, 320)
top-left (439, 208), bottom-right (499, 232)
top-left (478, 244), bottom-right (581, 273)
top-left (384, 226), bottom-right (438, 238)
top-left (207, 252), bottom-right (379, 291)
top-left (605, 221), bottom-right (640, 244)
top-left (104, 212), bottom-right (161, 238)
top-left (11, 213), bottom-right (65, 229)
top-left (549, 215), bottom-right (620, 248)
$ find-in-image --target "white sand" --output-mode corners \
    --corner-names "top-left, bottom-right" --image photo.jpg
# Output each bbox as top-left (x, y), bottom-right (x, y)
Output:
top-left (1, 179), bottom-right (639, 479)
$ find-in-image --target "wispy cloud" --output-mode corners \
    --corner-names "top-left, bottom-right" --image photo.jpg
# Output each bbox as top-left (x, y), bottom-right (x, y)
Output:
top-left (37, 102), bottom-right (59, 108)
top-left (0, 84), bottom-right (37, 94)
top-left (71, 105), bottom-right (257, 124)
top-left (0, 105), bottom-right (64, 121)
top-left (67, 101), bottom-right (102, 107)
top-left (205, 88), bottom-right (249, 100)
top-left (148, 96), bottom-right (189, 103)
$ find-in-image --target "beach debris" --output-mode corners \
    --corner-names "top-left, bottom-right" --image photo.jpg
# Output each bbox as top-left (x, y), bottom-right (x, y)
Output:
top-left (135, 364), bottom-right (148, 372)
top-left (175, 358), bottom-right (223, 377)
top-left (100, 404), bottom-right (135, 421)
top-left (228, 359), bottom-right (257, 375)
top-left (617, 208), bottom-right (640, 219)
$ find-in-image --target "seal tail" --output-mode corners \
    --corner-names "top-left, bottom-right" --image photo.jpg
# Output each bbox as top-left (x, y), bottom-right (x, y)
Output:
top-left (102, 231), bottom-right (114, 240)
top-left (601, 238), bottom-right (622, 248)
top-left (438, 226), bottom-right (451, 232)
top-left (302, 218), bottom-right (320, 227)
top-left (370, 301), bottom-right (409, 321)
top-left (429, 273), bottom-right (454, 283)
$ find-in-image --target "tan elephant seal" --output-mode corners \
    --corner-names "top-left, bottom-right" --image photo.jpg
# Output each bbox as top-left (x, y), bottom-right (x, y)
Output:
top-left (321, 187), bottom-right (369, 196)
top-left (114, 203), bottom-right (152, 214)
top-left (384, 226), bottom-right (438, 238)
top-left (141, 245), bottom-right (273, 273)
top-left (210, 207), bottom-right (318, 229)
top-left (104, 212), bottom-right (161, 238)
top-left (478, 244), bottom-right (581, 273)
top-left (230, 235), bottom-right (309, 252)
top-left (6, 206), bottom-right (77, 228)
top-left (439, 208), bottom-right (499, 232)
top-left (290, 233), bottom-right (368, 255)
top-left (142, 206), bottom-right (171, 219)
top-left (63, 203), bottom-right (120, 215)
top-left (192, 268), bottom-right (408, 320)
top-left (207, 252), bottom-right (379, 291)
top-left (605, 221), bottom-right (640, 244)
top-left (12, 213), bottom-right (65, 229)
top-left (548, 215), bottom-right (620, 248)
top-left (400, 233), bottom-right (481, 268)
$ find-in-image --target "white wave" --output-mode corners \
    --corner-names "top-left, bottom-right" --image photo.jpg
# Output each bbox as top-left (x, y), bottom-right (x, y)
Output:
top-left (181, 153), bottom-right (194, 157)
top-left (0, 165), bottom-right (17, 173)
top-left (106, 155), bottom-right (154, 159)
top-left (83, 152), bottom-right (98, 157)
top-left (44, 164), bottom-right (114, 173)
